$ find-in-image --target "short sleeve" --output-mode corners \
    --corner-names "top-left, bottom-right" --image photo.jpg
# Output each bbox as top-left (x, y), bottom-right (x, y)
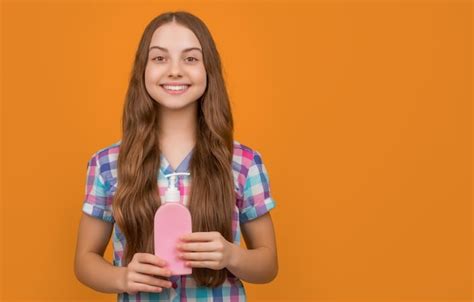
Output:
top-left (82, 152), bottom-right (115, 223)
top-left (239, 150), bottom-right (276, 223)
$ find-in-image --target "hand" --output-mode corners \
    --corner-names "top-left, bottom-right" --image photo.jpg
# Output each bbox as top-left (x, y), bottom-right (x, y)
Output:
top-left (177, 231), bottom-right (236, 270)
top-left (119, 253), bottom-right (173, 295)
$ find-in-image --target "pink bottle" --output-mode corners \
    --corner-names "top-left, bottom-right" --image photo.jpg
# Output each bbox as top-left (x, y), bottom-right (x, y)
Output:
top-left (154, 172), bottom-right (192, 276)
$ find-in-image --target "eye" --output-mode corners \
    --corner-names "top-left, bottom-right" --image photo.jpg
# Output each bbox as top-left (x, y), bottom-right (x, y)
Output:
top-left (186, 57), bottom-right (198, 62)
top-left (152, 56), bottom-right (165, 62)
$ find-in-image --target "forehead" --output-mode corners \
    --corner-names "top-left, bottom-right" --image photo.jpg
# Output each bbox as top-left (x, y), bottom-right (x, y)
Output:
top-left (149, 23), bottom-right (202, 51)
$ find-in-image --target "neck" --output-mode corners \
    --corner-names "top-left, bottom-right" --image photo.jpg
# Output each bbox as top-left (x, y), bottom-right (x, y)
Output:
top-left (158, 102), bottom-right (197, 146)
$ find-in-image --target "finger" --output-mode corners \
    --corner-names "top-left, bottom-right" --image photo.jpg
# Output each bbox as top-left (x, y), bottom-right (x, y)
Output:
top-left (138, 253), bottom-right (168, 267)
top-left (132, 282), bottom-right (164, 293)
top-left (186, 260), bottom-right (217, 269)
top-left (179, 241), bottom-right (216, 252)
top-left (180, 252), bottom-right (221, 261)
top-left (180, 232), bottom-right (219, 242)
top-left (136, 263), bottom-right (172, 278)
top-left (133, 273), bottom-right (172, 289)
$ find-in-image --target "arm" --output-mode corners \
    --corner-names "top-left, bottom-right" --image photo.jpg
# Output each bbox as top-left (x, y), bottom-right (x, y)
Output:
top-left (226, 212), bottom-right (278, 284)
top-left (74, 212), bottom-right (126, 293)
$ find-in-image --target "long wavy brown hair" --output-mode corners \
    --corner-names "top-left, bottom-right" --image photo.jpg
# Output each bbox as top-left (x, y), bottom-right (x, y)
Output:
top-left (112, 11), bottom-right (235, 287)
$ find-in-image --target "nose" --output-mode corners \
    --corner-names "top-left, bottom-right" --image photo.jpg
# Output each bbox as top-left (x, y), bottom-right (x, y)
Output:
top-left (167, 59), bottom-right (183, 78)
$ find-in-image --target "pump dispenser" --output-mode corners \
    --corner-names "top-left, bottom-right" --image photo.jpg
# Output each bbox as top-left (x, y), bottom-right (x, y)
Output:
top-left (154, 172), bottom-right (192, 275)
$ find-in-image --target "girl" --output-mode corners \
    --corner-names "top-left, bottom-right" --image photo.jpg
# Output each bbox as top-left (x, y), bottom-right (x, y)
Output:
top-left (74, 11), bottom-right (278, 302)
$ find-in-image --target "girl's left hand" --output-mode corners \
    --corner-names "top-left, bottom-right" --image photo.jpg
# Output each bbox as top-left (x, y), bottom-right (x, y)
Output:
top-left (177, 231), bottom-right (236, 270)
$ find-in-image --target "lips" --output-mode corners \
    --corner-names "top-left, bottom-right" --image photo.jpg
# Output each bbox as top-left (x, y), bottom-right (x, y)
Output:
top-left (161, 82), bottom-right (191, 86)
top-left (160, 84), bottom-right (191, 95)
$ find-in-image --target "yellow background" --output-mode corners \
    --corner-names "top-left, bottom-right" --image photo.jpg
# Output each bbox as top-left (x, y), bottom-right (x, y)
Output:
top-left (1, 0), bottom-right (472, 301)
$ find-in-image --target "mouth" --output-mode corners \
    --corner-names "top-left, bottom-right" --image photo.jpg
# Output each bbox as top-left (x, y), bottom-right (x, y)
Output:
top-left (160, 84), bottom-right (191, 95)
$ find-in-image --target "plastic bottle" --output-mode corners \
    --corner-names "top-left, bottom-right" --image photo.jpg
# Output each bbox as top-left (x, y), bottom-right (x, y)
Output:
top-left (154, 172), bottom-right (192, 275)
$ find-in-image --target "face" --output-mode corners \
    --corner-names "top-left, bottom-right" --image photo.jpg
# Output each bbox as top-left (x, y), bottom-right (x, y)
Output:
top-left (145, 22), bottom-right (207, 111)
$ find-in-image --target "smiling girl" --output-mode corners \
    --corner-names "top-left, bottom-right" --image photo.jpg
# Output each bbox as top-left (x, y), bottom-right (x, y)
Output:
top-left (74, 11), bottom-right (278, 301)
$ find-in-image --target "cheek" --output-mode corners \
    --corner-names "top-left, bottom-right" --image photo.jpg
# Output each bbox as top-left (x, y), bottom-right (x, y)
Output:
top-left (144, 67), bottom-right (161, 91)
top-left (145, 66), bottom-right (159, 82)
top-left (190, 66), bottom-right (207, 86)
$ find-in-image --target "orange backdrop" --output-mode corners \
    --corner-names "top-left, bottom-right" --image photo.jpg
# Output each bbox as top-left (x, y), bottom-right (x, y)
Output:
top-left (1, 0), bottom-right (472, 301)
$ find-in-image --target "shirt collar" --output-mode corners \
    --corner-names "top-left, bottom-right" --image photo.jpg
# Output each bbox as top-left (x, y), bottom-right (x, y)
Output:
top-left (159, 148), bottom-right (194, 175)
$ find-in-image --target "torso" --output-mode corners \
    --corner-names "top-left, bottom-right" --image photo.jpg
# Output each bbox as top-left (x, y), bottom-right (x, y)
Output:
top-left (83, 139), bottom-right (275, 301)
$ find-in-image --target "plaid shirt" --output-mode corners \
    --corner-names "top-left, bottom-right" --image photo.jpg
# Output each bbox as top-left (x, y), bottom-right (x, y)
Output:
top-left (82, 139), bottom-right (276, 302)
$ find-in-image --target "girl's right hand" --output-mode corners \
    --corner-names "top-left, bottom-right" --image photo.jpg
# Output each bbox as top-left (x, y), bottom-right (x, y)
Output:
top-left (120, 253), bottom-right (173, 295)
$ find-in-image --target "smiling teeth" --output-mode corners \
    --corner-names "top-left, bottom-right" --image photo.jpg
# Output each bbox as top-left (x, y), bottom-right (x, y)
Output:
top-left (163, 85), bottom-right (188, 91)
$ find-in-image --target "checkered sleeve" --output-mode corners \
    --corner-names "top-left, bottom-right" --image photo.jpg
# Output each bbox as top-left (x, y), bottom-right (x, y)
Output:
top-left (240, 150), bottom-right (276, 223)
top-left (82, 152), bottom-right (115, 223)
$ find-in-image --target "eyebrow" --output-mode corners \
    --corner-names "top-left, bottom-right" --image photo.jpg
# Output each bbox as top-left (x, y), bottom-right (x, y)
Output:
top-left (149, 46), bottom-right (202, 53)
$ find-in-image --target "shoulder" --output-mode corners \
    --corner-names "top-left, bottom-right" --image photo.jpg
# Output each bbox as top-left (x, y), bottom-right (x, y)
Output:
top-left (87, 139), bottom-right (260, 187)
top-left (91, 139), bottom-right (253, 169)
top-left (232, 140), bottom-right (260, 173)
top-left (231, 140), bottom-right (263, 197)
top-left (232, 139), bottom-right (255, 158)
top-left (89, 140), bottom-right (121, 164)
top-left (87, 139), bottom-right (121, 182)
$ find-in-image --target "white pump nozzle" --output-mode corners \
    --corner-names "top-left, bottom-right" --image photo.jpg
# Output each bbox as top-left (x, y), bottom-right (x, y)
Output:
top-left (164, 172), bottom-right (191, 202)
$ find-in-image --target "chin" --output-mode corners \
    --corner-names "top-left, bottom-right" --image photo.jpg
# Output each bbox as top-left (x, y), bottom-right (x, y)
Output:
top-left (157, 98), bottom-right (198, 110)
